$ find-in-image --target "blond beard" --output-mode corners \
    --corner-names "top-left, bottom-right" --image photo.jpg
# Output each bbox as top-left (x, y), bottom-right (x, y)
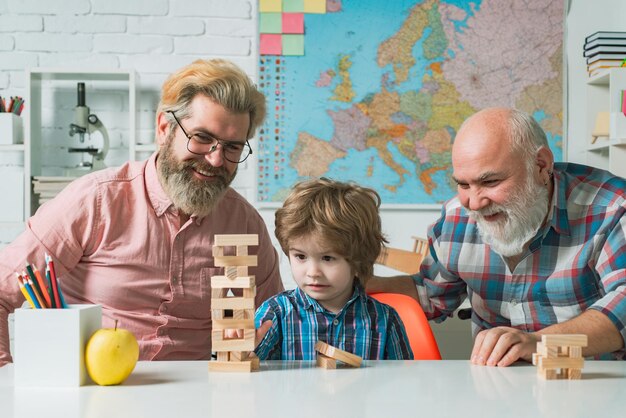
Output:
top-left (157, 135), bottom-right (236, 218)
top-left (469, 175), bottom-right (550, 257)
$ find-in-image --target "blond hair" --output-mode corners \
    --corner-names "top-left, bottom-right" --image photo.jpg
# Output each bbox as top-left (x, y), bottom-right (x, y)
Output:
top-left (275, 178), bottom-right (387, 286)
top-left (157, 59), bottom-right (266, 139)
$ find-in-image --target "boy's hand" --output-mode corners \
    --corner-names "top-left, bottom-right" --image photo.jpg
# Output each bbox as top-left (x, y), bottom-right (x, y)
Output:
top-left (223, 320), bottom-right (273, 346)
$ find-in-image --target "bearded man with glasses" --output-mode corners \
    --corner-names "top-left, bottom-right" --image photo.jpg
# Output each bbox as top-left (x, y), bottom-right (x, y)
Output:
top-left (0, 59), bottom-right (284, 367)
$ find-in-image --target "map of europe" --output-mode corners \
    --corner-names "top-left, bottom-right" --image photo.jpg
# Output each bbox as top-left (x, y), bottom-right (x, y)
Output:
top-left (257, 0), bottom-right (564, 205)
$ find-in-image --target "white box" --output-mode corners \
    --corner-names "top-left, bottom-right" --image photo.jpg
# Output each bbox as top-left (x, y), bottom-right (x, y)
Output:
top-left (14, 304), bottom-right (102, 387)
top-left (0, 113), bottom-right (23, 144)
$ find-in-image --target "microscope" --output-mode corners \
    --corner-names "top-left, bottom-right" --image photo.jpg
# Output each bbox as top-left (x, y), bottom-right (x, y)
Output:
top-left (67, 82), bottom-right (110, 176)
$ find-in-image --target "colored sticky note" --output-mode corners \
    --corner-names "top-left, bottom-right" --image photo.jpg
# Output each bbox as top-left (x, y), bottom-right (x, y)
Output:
top-left (282, 34), bottom-right (304, 56)
top-left (260, 34), bottom-right (282, 55)
top-left (282, 13), bottom-right (304, 34)
top-left (260, 0), bottom-right (282, 12)
top-left (260, 12), bottom-right (282, 34)
top-left (304, 0), bottom-right (326, 13)
top-left (283, 0), bottom-right (304, 12)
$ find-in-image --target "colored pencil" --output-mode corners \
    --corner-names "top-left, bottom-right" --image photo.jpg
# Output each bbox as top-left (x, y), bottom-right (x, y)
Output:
top-left (45, 268), bottom-right (57, 308)
top-left (25, 274), bottom-right (46, 309)
top-left (32, 264), bottom-right (51, 308)
top-left (21, 273), bottom-right (42, 309)
top-left (45, 254), bottom-right (62, 309)
top-left (15, 273), bottom-right (36, 309)
top-left (25, 263), bottom-right (47, 308)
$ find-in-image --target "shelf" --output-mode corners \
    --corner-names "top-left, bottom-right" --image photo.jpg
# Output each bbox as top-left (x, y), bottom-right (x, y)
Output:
top-left (25, 68), bottom-right (138, 219)
top-left (585, 68), bottom-right (626, 178)
top-left (0, 144), bottom-right (25, 151)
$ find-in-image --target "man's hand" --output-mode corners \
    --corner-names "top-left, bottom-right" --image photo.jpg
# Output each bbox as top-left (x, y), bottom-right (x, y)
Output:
top-left (470, 326), bottom-right (540, 367)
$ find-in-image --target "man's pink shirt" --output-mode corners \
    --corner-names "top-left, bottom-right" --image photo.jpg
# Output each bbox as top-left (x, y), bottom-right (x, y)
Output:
top-left (0, 153), bottom-right (283, 365)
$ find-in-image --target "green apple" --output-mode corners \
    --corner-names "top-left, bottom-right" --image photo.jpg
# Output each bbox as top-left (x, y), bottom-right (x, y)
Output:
top-left (85, 320), bottom-right (139, 386)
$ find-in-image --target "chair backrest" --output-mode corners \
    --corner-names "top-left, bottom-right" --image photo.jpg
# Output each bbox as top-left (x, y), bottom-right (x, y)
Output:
top-left (376, 237), bottom-right (428, 275)
top-left (369, 292), bottom-right (442, 360)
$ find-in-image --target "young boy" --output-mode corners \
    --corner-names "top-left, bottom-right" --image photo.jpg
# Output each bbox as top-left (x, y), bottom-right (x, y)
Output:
top-left (254, 178), bottom-right (414, 360)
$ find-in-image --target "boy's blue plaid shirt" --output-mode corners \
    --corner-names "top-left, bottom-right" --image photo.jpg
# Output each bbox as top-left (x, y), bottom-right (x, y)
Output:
top-left (254, 284), bottom-right (414, 360)
top-left (414, 163), bottom-right (626, 359)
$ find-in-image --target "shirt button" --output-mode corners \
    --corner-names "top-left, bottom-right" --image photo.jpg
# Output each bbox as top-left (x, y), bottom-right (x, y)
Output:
top-left (333, 319), bottom-right (339, 326)
top-left (161, 305), bottom-right (168, 312)
top-left (511, 299), bottom-right (517, 306)
top-left (172, 277), bottom-right (177, 284)
top-left (157, 329), bottom-right (164, 336)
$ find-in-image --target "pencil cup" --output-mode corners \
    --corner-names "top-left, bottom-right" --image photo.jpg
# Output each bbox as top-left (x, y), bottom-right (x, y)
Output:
top-left (0, 113), bottom-right (23, 144)
top-left (14, 304), bottom-right (102, 387)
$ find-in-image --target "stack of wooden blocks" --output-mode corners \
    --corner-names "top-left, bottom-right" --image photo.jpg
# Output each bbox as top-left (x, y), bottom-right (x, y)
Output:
top-left (532, 334), bottom-right (588, 380)
top-left (208, 234), bottom-right (259, 372)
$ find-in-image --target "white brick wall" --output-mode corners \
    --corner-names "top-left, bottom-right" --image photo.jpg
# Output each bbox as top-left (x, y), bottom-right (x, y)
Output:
top-left (0, 0), bottom-right (259, 246)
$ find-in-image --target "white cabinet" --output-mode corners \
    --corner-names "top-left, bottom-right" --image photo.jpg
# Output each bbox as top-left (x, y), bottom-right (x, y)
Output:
top-left (23, 69), bottom-right (154, 219)
top-left (585, 68), bottom-right (626, 178)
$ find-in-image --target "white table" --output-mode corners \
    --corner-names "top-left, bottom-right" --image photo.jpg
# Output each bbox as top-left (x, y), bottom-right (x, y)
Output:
top-left (1, 360), bottom-right (625, 418)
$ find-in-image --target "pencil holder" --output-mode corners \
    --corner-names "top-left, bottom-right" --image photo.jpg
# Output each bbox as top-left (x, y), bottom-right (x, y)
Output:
top-left (0, 113), bottom-right (23, 144)
top-left (14, 304), bottom-right (102, 387)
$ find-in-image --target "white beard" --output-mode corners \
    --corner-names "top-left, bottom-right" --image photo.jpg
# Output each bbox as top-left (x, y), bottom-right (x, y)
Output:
top-left (468, 176), bottom-right (550, 257)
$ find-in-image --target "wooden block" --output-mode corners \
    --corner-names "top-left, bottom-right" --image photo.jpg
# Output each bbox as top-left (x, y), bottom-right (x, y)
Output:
top-left (314, 340), bottom-right (362, 367)
top-left (212, 337), bottom-right (256, 352)
top-left (538, 366), bottom-right (557, 380)
top-left (217, 351), bottom-right (229, 361)
top-left (541, 334), bottom-right (588, 348)
top-left (243, 287), bottom-right (256, 298)
top-left (538, 356), bottom-right (584, 370)
top-left (568, 346), bottom-right (583, 358)
top-left (214, 255), bottom-right (258, 267)
top-left (532, 352), bottom-right (539, 366)
top-left (225, 266), bottom-right (238, 279)
top-left (212, 318), bottom-right (255, 329)
top-left (251, 354), bottom-right (260, 371)
top-left (230, 351), bottom-right (246, 361)
top-left (316, 353), bottom-right (336, 369)
top-left (567, 368), bottom-right (582, 380)
top-left (208, 360), bottom-right (254, 372)
top-left (536, 342), bottom-right (558, 358)
top-left (211, 276), bottom-right (255, 289)
top-left (237, 266), bottom-right (249, 277)
top-left (212, 309), bottom-right (225, 320)
top-left (214, 234), bottom-right (259, 246)
top-left (212, 246), bottom-right (224, 257)
top-left (236, 245), bottom-right (248, 256)
top-left (211, 288), bottom-right (227, 298)
top-left (212, 297), bottom-right (255, 310)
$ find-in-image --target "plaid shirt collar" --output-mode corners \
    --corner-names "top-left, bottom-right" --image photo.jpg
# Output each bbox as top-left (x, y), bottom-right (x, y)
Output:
top-left (293, 282), bottom-right (364, 314)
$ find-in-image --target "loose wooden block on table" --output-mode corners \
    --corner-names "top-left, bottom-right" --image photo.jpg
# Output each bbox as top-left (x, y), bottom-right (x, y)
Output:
top-left (314, 340), bottom-right (362, 368)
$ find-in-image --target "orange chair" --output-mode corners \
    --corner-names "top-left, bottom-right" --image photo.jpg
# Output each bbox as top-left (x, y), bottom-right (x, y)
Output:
top-left (369, 292), bottom-right (442, 360)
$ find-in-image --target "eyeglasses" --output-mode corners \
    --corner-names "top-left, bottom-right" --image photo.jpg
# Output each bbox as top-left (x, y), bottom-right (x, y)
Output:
top-left (168, 111), bottom-right (253, 163)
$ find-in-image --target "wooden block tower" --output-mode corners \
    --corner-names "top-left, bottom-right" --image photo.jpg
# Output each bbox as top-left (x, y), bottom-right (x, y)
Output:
top-left (208, 234), bottom-right (259, 372)
top-left (532, 334), bottom-right (588, 380)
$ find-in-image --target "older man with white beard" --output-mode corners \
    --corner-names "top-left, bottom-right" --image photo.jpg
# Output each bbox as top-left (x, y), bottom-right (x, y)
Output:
top-left (368, 107), bottom-right (626, 366)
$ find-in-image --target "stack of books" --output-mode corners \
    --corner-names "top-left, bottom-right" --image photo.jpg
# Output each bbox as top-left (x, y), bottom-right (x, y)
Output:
top-left (584, 31), bottom-right (626, 77)
top-left (32, 176), bottom-right (77, 205)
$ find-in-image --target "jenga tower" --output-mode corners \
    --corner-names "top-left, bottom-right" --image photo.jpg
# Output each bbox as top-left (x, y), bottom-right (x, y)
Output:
top-left (208, 234), bottom-right (259, 372)
top-left (532, 334), bottom-right (587, 380)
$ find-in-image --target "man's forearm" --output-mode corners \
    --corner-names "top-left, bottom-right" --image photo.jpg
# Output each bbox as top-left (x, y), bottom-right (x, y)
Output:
top-left (537, 309), bottom-right (624, 356)
top-left (366, 275), bottom-right (419, 300)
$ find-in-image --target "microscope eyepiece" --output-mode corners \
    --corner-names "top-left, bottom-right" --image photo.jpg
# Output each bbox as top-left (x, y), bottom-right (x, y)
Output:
top-left (77, 82), bottom-right (86, 107)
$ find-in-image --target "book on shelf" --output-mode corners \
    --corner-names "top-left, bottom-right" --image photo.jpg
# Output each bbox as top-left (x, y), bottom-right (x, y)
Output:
top-left (583, 45), bottom-right (626, 58)
top-left (585, 31), bottom-right (626, 43)
top-left (587, 59), bottom-right (625, 73)
top-left (587, 53), bottom-right (626, 64)
top-left (585, 38), bottom-right (626, 50)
